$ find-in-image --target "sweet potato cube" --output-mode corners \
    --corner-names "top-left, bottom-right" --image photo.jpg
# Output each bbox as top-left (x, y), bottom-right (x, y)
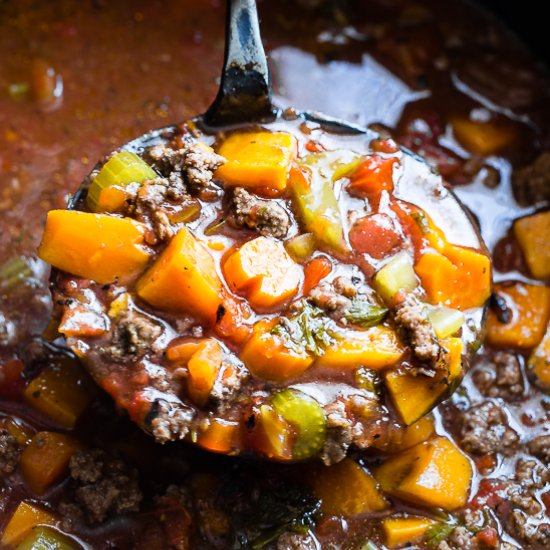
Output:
top-left (382, 516), bottom-right (436, 548)
top-left (186, 339), bottom-right (222, 407)
top-left (528, 325), bottom-right (550, 389)
top-left (223, 237), bottom-right (302, 310)
top-left (23, 359), bottom-right (95, 428)
top-left (378, 415), bottom-right (436, 454)
top-left (20, 431), bottom-right (82, 495)
top-left (309, 459), bottom-right (388, 516)
top-left (216, 131), bottom-right (297, 195)
top-left (514, 211), bottom-right (550, 279)
top-left (240, 320), bottom-right (314, 381)
top-left (315, 327), bottom-right (404, 370)
top-left (197, 418), bottom-right (239, 454)
top-left (137, 226), bottom-right (224, 322)
top-left (1, 501), bottom-right (58, 546)
top-left (486, 283), bottom-right (550, 349)
top-left (374, 436), bottom-right (472, 511)
top-left (451, 116), bottom-right (516, 155)
top-left (38, 210), bottom-right (151, 284)
top-left (385, 338), bottom-right (462, 425)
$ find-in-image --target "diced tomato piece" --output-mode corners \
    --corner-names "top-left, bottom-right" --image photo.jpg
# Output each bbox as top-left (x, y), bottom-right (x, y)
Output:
top-left (305, 140), bottom-right (326, 153)
top-left (476, 527), bottom-right (499, 547)
top-left (302, 255), bottom-right (332, 295)
top-left (370, 137), bottom-right (400, 154)
top-left (349, 214), bottom-right (402, 259)
top-left (347, 155), bottom-right (399, 197)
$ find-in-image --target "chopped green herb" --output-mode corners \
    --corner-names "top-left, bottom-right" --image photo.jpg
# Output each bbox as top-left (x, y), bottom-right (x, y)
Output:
top-left (411, 211), bottom-right (430, 234)
top-left (345, 299), bottom-right (387, 328)
top-left (425, 523), bottom-right (456, 547)
top-left (359, 542), bottom-right (380, 550)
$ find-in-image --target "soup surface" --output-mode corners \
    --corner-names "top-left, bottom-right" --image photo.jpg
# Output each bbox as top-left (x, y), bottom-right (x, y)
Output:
top-left (0, 0), bottom-right (549, 549)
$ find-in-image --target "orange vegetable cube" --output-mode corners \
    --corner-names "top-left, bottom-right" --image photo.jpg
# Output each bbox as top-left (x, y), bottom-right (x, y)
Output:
top-left (223, 237), bottom-right (302, 310)
top-left (374, 436), bottom-right (472, 511)
top-left (486, 283), bottom-right (550, 349)
top-left (186, 339), bottom-right (222, 407)
top-left (529, 325), bottom-right (550, 389)
top-left (1, 501), bottom-right (58, 546)
top-left (216, 131), bottom-right (297, 195)
top-left (197, 418), bottom-right (239, 454)
top-left (415, 245), bottom-right (491, 310)
top-left (382, 516), bottom-right (436, 548)
top-left (38, 210), bottom-right (151, 284)
top-left (346, 155), bottom-right (398, 197)
top-left (137, 226), bottom-right (224, 322)
top-left (23, 359), bottom-right (95, 428)
top-left (451, 116), bottom-right (516, 155)
top-left (514, 211), bottom-right (550, 279)
top-left (309, 459), bottom-right (388, 516)
top-left (253, 404), bottom-right (293, 460)
top-left (377, 415), bottom-right (435, 454)
top-left (314, 327), bottom-right (404, 370)
top-left (20, 431), bottom-right (82, 495)
top-left (240, 320), bottom-right (314, 381)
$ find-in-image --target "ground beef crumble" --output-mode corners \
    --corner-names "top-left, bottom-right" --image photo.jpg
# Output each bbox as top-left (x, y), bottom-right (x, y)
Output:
top-left (0, 428), bottom-right (20, 475)
top-left (228, 187), bottom-right (291, 239)
top-left (59, 449), bottom-right (143, 526)
top-left (512, 151), bottom-right (550, 205)
top-left (457, 401), bottom-right (519, 455)
top-left (473, 352), bottom-right (524, 401)
top-left (527, 434), bottom-right (550, 463)
top-left (276, 530), bottom-right (319, 550)
top-left (148, 399), bottom-right (195, 443)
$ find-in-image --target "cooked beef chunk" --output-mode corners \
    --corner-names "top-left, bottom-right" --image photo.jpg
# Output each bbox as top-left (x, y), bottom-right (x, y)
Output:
top-left (509, 510), bottom-right (550, 546)
top-left (457, 401), bottom-right (519, 455)
top-left (473, 352), bottom-right (524, 400)
top-left (527, 434), bottom-right (550, 463)
top-left (276, 531), bottom-right (319, 550)
top-left (209, 360), bottom-right (249, 409)
top-left (0, 429), bottom-right (20, 475)
top-left (229, 188), bottom-right (291, 239)
top-left (60, 449), bottom-right (142, 525)
top-left (104, 310), bottom-right (162, 361)
top-left (148, 399), bottom-right (195, 443)
top-left (394, 293), bottom-right (443, 370)
top-left (512, 152), bottom-right (550, 205)
top-left (321, 399), bottom-right (353, 465)
top-left (147, 142), bottom-right (225, 193)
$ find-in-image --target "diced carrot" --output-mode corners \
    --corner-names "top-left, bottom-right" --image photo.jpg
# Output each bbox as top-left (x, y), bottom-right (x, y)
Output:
top-left (513, 211), bottom-right (550, 279)
top-left (38, 210), bottom-right (151, 284)
top-left (240, 320), bottom-right (314, 381)
top-left (216, 131), bottom-right (297, 195)
top-left (486, 283), bottom-right (550, 349)
top-left (223, 237), bottom-right (302, 310)
top-left (415, 244), bottom-right (491, 310)
top-left (166, 339), bottom-right (204, 363)
top-left (349, 213), bottom-right (402, 259)
top-left (302, 255), bottom-right (332, 295)
top-left (346, 155), bottom-right (398, 197)
top-left (197, 418), bottom-right (238, 454)
top-left (451, 116), bottom-right (516, 156)
top-left (376, 415), bottom-right (435, 453)
top-left (23, 358), bottom-right (95, 428)
top-left (137, 226), bottom-right (224, 323)
top-left (382, 516), bottom-right (436, 548)
top-left (20, 431), bottom-right (82, 495)
top-left (1, 501), bottom-right (58, 547)
top-left (96, 184), bottom-right (129, 212)
top-left (186, 339), bottom-right (222, 407)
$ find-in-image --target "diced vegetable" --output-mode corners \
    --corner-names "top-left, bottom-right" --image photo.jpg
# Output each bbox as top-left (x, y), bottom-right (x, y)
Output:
top-left (0, 255), bottom-right (34, 290)
top-left (528, 325), bottom-right (550, 389)
top-left (1, 502), bottom-right (58, 547)
top-left (382, 516), bottom-right (436, 548)
top-left (373, 252), bottom-right (418, 303)
top-left (377, 416), bottom-right (435, 454)
top-left (415, 245), bottom-right (491, 310)
top-left (186, 339), bottom-right (222, 407)
top-left (253, 404), bottom-right (293, 460)
top-left (349, 214), bottom-right (402, 260)
top-left (302, 255), bottom-right (333, 295)
top-left (1, 417), bottom-right (33, 445)
top-left (20, 432), bottom-right (82, 495)
top-left (87, 151), bottom-right (157, 212)
top-left (197, 418), bottom-right (238, 454)
top-left (346, 155), bottom-right (399, 197)
top-left (451, 116), bottom-right (516, 156)
top-left (289, 153), bottom-right (349, 252)
top-left (315, 326), bottom-right (404, 370)
top-left (38, 210), bottom-right (151, 285)
top-left (240, 320), bottom-right (314, 381)
top-left (309, 459), bottom-right (388, 516)
top-left (428, 306), bottom-right (464, 338)
top-left (486, 283), bottom-right (550, 349)
top-left (344, 299), bottom-right (388, 328)
top-left (355, 367), bottom-right (382, 393)
top-left (385, 338), bottom-right (462, 424)
top-left (137, 226), bottom-right (224, 322)
top-left (284, 233), bottom-right (317, 262)
top-left (216, 131), bottom-right (297, 195)
top-left (513, 211), bottom-right (550, 279)
top-left (16, 526), bottom-right (79, 550)
top-left (23, 359), bottom-right (95, 428)
top-left (374, 436), bottom-right (472, 511)
top-left (223, 237), bottom-right (302, 310)
top-left (271, 389), bottom-right (326, 460)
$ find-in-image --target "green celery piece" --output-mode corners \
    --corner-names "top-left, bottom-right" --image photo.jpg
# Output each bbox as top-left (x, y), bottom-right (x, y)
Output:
top-left (0, 256), bottom-right (33, 290)
top-left (271, 389), bottom-right (326, 460)
top-left (17, 526), bottom-right (80, 550)
top-left (291, 150), bottom-right (360, 252)
top-left (87, 151), bottom-right (157, 212)
top-left (428, 306), bottom-right (464, 338)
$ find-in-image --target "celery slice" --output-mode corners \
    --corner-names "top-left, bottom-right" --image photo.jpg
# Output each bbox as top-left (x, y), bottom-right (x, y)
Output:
top-left (373, 252), bottom-right (418, 303)
top-left (87, 151), bottom-right (157, 212)
top-left (17, 526), bottom-right (79, 550)
top-left (284, 233), bottom-right (317, 261)
top-left (429, 306), bottom-right (464, 338)
top-left (271, 389), bottom-right (326, 460)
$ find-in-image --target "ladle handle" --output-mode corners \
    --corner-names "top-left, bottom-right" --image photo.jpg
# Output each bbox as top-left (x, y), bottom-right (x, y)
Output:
top-left (204, 0), bottom-right (274, 126)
